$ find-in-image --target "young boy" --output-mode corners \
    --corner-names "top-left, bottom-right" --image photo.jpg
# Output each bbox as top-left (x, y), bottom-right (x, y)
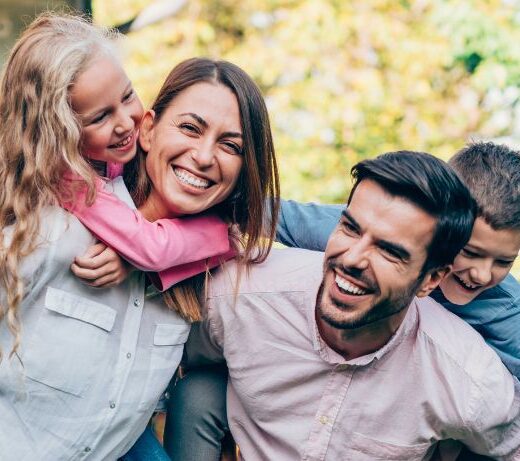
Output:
top-left (278, 141), bottom-right (520, 377)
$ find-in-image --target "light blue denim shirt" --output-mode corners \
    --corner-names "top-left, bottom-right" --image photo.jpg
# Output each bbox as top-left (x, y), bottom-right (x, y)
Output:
top-left (0, 178), bottom-right (190, 460)
top-left (277, 199), bottom-right (520, 378)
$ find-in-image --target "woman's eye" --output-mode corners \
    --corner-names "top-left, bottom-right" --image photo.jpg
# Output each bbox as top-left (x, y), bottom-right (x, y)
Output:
top-left (223, 141), bottom-right (242, 155)
top-left (180, 123), bottom-right (199, 134)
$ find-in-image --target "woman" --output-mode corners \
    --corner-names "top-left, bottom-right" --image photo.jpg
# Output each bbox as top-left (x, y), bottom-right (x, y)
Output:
top-left (0, 56), bottom-right (279, 460)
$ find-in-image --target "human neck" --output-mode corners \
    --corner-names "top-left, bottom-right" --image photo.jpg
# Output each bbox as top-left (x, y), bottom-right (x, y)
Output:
top-left (316, 309), bottom-right (408, 361)
top-left (137, 190), bottom-right (181, 222)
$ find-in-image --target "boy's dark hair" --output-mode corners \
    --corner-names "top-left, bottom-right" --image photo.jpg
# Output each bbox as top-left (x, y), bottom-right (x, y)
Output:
top-left (349, 151), bottom-right (477, 274)
top-left (449, 141), bottom-right (520, 230)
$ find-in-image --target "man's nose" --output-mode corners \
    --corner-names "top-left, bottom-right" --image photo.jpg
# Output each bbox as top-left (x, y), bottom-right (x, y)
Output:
top-left (340, 237), bottom-right (370, 271)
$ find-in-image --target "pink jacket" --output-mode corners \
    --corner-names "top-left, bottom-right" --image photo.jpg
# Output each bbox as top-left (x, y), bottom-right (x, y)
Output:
top-left (63, 174), bottom-right (235, 291)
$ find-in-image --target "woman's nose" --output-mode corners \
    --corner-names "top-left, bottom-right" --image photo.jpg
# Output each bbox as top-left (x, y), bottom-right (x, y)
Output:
top-left (191, 142), bottom-right (216, 168)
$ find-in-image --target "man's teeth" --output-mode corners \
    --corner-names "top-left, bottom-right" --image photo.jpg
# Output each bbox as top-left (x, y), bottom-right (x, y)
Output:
top-left (335, 274), bottom-right (367, 295)
top-left (113, 134), bottom-right (132, 148)
top-left (174, 168), bottom-right (210, 189)
top-left (454, 275), bottom-right (479, 290)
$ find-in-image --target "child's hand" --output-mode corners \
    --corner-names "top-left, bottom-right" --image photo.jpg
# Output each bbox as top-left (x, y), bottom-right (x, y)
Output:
top-left (71, 242), bottom-right (133, 288)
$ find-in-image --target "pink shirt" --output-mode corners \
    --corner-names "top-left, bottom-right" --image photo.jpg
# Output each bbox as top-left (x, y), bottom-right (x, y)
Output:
top-left (63, 176), bottom-right (234, 290)
top-left (189, 249), bottom-right (520, 460)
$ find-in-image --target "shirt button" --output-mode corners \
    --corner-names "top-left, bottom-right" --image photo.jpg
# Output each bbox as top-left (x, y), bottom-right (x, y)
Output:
top-left (164, 391), bottom-right (170, 400)
top-left (84, 447), bottom-right (91, 453)
top-left (319, 415), bottom-right (329, 425)
top-left (126, 352), bottom-right (132, 359)
top-left (109, 401), bottom-right (116, 409)
top-left (133, 299), bottom-right (141, 307)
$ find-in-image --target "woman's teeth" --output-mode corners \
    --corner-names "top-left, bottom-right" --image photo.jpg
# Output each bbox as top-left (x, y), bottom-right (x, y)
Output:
top-left (335, 274), bottom-right (367, 295)
top-left (174, 168), bottom-right (210, 189)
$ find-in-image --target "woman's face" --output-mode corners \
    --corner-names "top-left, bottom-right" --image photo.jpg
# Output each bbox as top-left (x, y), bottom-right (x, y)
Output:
top-left (139, 82), bottom-right (244, 220)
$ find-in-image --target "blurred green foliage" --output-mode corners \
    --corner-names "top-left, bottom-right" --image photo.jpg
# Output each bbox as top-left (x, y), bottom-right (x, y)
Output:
top-left (94, 0), bottom-right (520, 275)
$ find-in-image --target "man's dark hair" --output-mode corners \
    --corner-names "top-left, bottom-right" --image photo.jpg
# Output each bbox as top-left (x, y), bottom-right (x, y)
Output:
top-left (449, 141), bottom-right (520, 230)
top-left (349, 151), bottom-right (477, 274)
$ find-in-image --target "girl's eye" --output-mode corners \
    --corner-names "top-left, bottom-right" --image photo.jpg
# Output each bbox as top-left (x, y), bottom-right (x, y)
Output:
top-left (90, 112), bottom-right (108, 124)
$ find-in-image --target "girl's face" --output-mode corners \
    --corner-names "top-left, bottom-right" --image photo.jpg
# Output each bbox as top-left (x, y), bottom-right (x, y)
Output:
top-left (139, 82), bottom-right (244, 219)
top-left (70, 55), bottom-right (143, 166)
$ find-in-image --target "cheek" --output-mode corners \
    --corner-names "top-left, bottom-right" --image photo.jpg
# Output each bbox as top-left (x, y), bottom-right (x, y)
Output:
top-left (324, 230), bottom-right (349, 259)
top-left (222, 157), bottom-right (244, 189)
top-left (451, 254), bottom-right (469, 273)
top-left (490, 266), bottom-right (510, 287)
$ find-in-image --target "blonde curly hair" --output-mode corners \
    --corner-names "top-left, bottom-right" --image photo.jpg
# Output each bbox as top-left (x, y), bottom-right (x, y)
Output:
top-left (0, 12), bottom-right (120, 362)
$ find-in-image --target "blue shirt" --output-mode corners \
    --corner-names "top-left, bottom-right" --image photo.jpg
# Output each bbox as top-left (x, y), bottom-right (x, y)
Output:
top-left (277, 199), bottom-right (520, 378)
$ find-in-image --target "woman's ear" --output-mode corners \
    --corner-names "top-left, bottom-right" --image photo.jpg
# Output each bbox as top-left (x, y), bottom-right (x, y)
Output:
top-left (139, 110), bottom-right (156, 153)
top-left (416, 265), bottom-right (451, 298)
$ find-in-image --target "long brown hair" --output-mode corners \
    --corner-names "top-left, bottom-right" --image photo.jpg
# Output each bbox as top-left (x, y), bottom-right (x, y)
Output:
top-left (125, 58), bottom-right (280, 321)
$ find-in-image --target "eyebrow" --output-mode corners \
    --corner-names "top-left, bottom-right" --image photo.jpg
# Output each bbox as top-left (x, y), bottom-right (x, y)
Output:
top-left (179, 112), bottom-right (243, 138)
top-left (341, 209), bottom-right (411, 261)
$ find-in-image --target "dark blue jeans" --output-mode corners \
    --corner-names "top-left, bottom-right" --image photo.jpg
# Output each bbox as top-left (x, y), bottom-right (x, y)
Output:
top-left (119, 425), bottom-right (171, 461)
top-left (163, 365), bottom-right (229, 461)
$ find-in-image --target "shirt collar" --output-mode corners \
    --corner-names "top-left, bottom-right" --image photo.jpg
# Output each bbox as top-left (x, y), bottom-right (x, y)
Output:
top-left (308, 295), bottom-right (419, 367)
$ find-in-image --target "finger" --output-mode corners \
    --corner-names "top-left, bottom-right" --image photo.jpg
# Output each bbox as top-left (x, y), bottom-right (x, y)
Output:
top-left (79, 242), bottom-right (107, 259)
top-left (86, 273), bottom-right (119, 288)
top-left (70, 262), bottom-right (115, 280)
top-left (75, 249), bottom-right (118, 271)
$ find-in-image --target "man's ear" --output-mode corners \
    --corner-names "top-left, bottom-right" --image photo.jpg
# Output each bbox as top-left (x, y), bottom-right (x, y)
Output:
top-left (138, 110), bottom-right (156, 153)
top-left (416, 265), bottom-right (451, 298)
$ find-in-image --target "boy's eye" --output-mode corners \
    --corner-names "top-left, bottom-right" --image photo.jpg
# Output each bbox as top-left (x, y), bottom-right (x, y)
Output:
top-left (496, 259), bottom-right (514, 268)
top-left (461, 248), bottom-right (479, 258)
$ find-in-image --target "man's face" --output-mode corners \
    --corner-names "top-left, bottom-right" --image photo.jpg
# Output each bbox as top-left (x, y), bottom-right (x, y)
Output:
top-left (317, 180), bottom-right (440, 331)
top-left (439, 217), bottom-right (520, 305)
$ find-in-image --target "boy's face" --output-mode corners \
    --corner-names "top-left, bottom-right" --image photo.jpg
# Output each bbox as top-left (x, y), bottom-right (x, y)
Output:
top-left (440, 217), bottom-right (520, 305)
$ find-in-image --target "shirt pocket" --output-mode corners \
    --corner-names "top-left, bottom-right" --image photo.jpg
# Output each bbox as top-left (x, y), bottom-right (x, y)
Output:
top-left (24, 287), bottom-right (116, 397)
top-left (138, 323), bottom-right (190, 411)
top-left (344, 432), bottom-right (433, 461)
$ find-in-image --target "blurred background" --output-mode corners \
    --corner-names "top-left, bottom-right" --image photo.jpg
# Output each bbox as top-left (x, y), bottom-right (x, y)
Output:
top-left (1, 0), bottom-right (520, 275)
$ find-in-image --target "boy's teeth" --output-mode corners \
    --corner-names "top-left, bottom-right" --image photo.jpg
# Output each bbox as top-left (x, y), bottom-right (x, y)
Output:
top-left (455, 275), bottom-right (478, 289)
top-left (335, 274), bottom-right (367, 295)
top-left (174, 168), bottom-right (210, 189)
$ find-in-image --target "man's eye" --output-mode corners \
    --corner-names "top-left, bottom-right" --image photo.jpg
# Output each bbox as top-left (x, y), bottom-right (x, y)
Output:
top-left (123, 89), bottom-right (134, 102)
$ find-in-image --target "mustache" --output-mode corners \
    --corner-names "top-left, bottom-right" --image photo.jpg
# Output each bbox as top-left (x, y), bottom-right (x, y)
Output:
top-left (327, 259), bottom-right (379, 293)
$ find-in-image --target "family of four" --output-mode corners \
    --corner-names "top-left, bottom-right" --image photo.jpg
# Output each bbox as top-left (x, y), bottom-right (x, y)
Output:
top-left (0, 12), bottom-right (518, 461)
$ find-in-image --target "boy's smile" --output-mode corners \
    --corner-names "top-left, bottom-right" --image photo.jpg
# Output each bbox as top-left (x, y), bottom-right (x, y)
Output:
top-left (440, 217), bottom-right (520, 305)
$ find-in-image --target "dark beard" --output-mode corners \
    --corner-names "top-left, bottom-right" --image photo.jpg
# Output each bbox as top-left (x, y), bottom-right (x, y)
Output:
top-left (317, 275), bottom-right (422, 330)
